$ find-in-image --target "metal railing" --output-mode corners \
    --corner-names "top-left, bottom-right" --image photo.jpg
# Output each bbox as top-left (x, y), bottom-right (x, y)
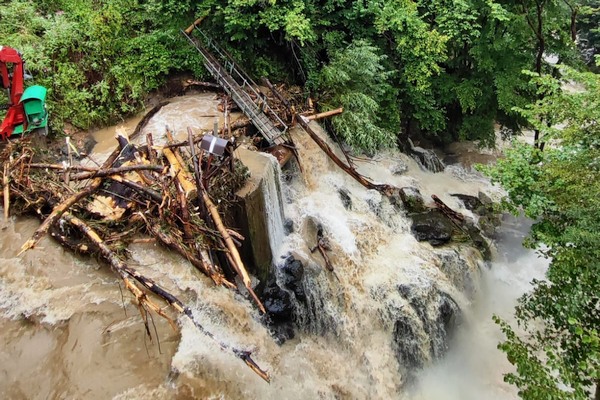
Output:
top-left (181, 27), bottom-right (288, 143)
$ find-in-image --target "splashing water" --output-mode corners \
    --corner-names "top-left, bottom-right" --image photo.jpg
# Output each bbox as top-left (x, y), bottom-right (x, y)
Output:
top-left (0, 94), bottom-right (548, 399)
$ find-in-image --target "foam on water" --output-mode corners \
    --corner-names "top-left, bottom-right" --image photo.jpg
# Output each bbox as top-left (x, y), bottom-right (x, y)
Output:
top-left (0, 95), bottom-right (549, 400)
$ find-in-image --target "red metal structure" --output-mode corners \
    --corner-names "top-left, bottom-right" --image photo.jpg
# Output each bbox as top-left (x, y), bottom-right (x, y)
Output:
top-left (0, 46), bottom-right (26, 139)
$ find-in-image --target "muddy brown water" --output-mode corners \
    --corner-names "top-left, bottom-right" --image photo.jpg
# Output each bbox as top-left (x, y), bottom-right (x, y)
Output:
top-left (1, 93), bottom-right (548, 399)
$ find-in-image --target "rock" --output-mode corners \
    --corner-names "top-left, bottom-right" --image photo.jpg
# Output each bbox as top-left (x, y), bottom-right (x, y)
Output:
top-left (462, 220), bottom-right (492, 260)
top-left (393, 314), bottom-right (426, 369)
top-left (478, 191), bottom-right (493, 205)
top-left (279, 255), bottom-right (306, 302)
top-left (411, 210), bottom-right (454, 246)
top-left (477, 215), bottom-right (497, 237)
top-left (262, 280), bottom-right (294, 322)
top-left (407, 139), bottom-right (445, 173)
top-left (338, 188), bottom-right (352, 210)
top-left (393, 284), bottom-right (462, 372)
top-left (269, 322), bottom-right (295, 345)
top-left (450, 193), bottom-right (482, 212)
top-left (390, 161), bottom-right (408, 175)
top-left (398, 187), bottom-right (427, 213)
top-left (284, 218), bottom-right (294, 234)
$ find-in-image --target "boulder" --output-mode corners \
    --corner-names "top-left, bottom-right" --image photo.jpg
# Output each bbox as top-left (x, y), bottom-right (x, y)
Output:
top-left (262, 280), bottom-right (294, 322)
top-left (411, 210), bottom-right (454, 246)
top-left (450, 193), bottom-right (483, 212)
top-left (393, 284), bottom-right (461, 373)
top-left (398, 187), bottom-right (427, 213)
top-left (338, 188), bottom-right (352, 210)
top-left (279, 255), bottom-right (306, 302)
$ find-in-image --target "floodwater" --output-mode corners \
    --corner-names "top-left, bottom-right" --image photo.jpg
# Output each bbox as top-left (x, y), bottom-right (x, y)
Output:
top-left (0, 93), bottom-right (547, 399)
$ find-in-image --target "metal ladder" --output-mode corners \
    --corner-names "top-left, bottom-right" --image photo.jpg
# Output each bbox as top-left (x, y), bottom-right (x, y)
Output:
top-left (182, 26), bottom-right (288, 146)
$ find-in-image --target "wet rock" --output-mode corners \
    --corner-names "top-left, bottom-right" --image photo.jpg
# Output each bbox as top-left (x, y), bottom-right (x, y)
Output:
top-left (462, 220), bottom-right (492, 260)
top-left (478, 215), bottom-right (497, 237)
top-left (398, 187), bottom-right (427, 213)
top-left (390, 161), bottom-right (408, 175)
top-left (407, 139), bottom-right (445, 173)
top-left (436, 249), bottom-right (479, 299)
top-left (478, 190), bottom-right (493, 205)
top-left (366, 192), bottom-right (383, 217)
top-left (284, 218), bottom-right (294, 234)
top-left (393, 314), bottom-right (427, 369)
top-left (279, 255), bottom-right (306, 302)
top-left (393, 284), bottom-right (462, 371)
top-left (450, 193), bottom-right (482, 212)
top-left (338, 188), bottom-right (352, 210)
top-left (411, 210), bottom-right (454, 246)
top-left (269, 322), bottom-right (295, 345)
top-left (262, 280), bottom-right (294, 322)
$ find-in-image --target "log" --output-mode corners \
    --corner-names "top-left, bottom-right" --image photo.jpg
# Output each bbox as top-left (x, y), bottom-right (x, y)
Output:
top-left (432, 195), bottom-right (465, 223)
top-left (3, 163), bottom-right (9, 220)
top-left (310, 227), bottom-right (334, 272)
top-left (183, 79), bottom-right (221, 91)
top-left (144, 217), bottom-right (234, 288)
top-left (201, 186), bottom-right (266, 314)
top-left (18, 179), bottom-right (103, 254)
top-left (60, 211), bottom-right (269, 382)
top-left (296, 115), bottom-right (395, 196)
top-left (130, 101), bottom-right (169, 141)
top-left (306, 107), bottom-right (343, 121)
top-left (184, 16), bottom-right (206, 35)
top-left (163, 147), bottom-right (196, 199)
top-left (70, 165), bottom-right (164, 180)
top-left (19, 143), bottom-right (124, 254)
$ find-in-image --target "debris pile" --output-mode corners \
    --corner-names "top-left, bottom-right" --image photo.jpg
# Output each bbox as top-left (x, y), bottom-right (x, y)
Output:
top-left (0, 127), bottom-right (271, 382)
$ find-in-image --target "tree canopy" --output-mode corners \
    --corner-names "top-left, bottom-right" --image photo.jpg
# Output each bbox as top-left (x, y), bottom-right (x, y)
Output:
top-left (482, 67), bottom-right (600, 399)
top-left (1, 0), bottom-right (591, 152)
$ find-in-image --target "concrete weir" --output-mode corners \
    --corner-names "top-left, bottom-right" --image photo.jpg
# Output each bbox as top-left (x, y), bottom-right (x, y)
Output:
top-left (234, 148), bottom-right (285, 284)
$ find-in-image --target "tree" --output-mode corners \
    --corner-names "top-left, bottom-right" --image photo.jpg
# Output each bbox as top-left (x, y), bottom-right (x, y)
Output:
top-left (482, 67), bottom-right (600, 399)
top-left (316, 40), bottom-right (398, 152)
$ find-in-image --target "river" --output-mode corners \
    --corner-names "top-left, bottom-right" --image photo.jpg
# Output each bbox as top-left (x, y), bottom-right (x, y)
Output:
top-left (0, 93), bottom-right (547, 399)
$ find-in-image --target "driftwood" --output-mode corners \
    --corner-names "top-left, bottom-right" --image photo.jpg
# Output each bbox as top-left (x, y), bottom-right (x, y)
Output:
top-left (183, 79), bottom-right (222, 91)
top-left (264, 81), bottom-right (395, 197)
top-left (310, 227), bottom-right (334, 272)
top-left (305, 107), bottom-right (344, 121)
top-left (2, 126), bottom-right (272, 383)
top-left (60, 211), bottom-right (269, 382)
top-left (19, 143), bottom-right (123, 253)
top-left (296, 115), bottom-right (395, 196)
top-left (163, 132), bottom-right (266, 314)
top-left (432, 195), bottom-right (465, 223)
top-left (130, 101), bottom-right (169, 141)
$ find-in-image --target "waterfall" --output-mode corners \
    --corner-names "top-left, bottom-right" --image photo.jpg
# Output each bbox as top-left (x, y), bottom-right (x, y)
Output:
top-left (258, 153), bottom-right (286, 260)
top-left (407, 138), bottom-right (445, 173)
top-left (0, 96), bottom-right (551, 400)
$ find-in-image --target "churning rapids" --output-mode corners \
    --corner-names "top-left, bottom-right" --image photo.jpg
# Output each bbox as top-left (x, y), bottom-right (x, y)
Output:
top-left (0, 93), bottom-right (548, 399)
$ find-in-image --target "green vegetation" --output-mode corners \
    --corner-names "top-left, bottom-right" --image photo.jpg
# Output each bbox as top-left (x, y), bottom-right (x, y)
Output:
top-left (1, 0), bottom-right (205, 130)
top-left (2, 1), bottom-right (600, 397)
top-left (482, 67), bottom-right (600, 399)
top-left (1, 0), bottom-right (592, 151)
